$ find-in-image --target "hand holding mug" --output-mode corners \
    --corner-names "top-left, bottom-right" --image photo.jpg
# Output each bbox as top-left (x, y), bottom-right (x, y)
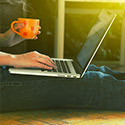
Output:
top-left (11, 18), bottom-right (41, 39)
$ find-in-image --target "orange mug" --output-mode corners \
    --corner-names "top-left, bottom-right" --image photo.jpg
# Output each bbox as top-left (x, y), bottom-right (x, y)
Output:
top-left (11, 18), bottom-right (40, 39)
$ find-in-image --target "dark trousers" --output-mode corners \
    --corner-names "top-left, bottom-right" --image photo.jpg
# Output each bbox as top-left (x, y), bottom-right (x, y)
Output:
top-left (0, 65), bottom-right (125, 112)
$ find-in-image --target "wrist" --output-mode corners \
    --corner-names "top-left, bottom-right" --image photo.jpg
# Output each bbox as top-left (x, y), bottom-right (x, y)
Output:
top-left (6, 54), bottom-right (15, 66)
top-left (4, 54), bottom-right (17, 66)
top-left (0, 53), bottom-right (13, 66)
top-left (8, 54), bottom-right (24, 67)
top-left (8, 54), bottom-right (18, 66)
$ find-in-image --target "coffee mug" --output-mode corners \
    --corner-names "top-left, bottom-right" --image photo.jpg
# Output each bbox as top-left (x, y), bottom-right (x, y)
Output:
top-left (11, 18), bottom-right (40, 39)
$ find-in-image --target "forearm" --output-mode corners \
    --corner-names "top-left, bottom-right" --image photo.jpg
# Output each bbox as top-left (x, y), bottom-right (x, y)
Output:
top-left (9, 33), bottom-right (24, 46)
top-left (0, 29), bottom-right (24, 47)
top-left (0, 51), bottom-right (56, 69)
top-left (0, 29), bottom-right (15, 47)
top-left (0, 51), bottom-right (13, 66)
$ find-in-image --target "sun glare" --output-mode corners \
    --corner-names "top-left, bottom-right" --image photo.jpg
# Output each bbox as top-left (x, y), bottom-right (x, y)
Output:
top-left (66, 0), bottom-right (125, 3)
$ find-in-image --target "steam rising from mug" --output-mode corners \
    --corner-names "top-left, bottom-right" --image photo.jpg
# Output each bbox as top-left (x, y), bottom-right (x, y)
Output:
top-left (5, 0), bottom-right (33, 13)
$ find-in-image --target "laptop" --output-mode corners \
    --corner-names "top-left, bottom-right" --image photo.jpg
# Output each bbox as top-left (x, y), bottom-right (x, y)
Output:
top-left (9, 9), bottom-right (116, 78)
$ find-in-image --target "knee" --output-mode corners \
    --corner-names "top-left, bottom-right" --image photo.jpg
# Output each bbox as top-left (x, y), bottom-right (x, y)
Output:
top-left (87, 64), bottom-right (98, 71)
top-left (84, 71), bottom-right (116, 81)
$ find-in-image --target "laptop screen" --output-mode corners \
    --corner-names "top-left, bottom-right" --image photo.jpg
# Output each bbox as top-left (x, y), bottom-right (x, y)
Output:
top-left (76, 10), bottom-right (116, 72)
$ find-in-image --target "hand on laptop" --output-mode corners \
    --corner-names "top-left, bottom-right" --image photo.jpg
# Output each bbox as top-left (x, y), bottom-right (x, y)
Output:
top-left (9, 51), bottom-right (57, 69)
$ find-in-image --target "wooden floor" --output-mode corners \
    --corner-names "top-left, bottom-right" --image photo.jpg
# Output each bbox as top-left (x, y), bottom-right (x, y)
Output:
top-left (0, 108), bottom-right (125, 125)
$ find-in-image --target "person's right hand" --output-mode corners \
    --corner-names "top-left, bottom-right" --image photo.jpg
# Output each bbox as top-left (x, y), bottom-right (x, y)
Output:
top-left (10, 51), bottom-right (57, 70)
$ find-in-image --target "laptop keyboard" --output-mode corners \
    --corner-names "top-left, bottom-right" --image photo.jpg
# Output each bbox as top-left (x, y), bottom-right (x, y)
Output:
top-left (41, 60), bottom-right (71, 73)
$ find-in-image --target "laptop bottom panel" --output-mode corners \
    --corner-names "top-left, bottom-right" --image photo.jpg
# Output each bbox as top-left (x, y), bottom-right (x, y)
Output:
top-left (9, 68), bottom-right (81, 78)
top-left (9, 58), bottom-right (81, 78)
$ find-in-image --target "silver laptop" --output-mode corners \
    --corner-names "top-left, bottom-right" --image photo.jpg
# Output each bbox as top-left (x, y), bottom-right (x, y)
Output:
top-left (9, 9), bottom-right (116, 78)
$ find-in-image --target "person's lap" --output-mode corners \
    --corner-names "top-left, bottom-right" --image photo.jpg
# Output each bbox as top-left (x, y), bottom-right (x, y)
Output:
top-left (0, 64), bottom-right (125, 112)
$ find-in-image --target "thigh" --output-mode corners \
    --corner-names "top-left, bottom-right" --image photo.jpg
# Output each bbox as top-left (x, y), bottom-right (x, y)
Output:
top-left (82, 71), bottom-right (125, 110)
top-left (1, 69), bottom-right (82, 112)
top-left (0, 69), bottom-right (61, 112)
top-left (88, 64), bottom-right (118, 75)
top-left (0, 69), bottom-right (94, 112)
top-left (0, 69), bottom-right (125, 112)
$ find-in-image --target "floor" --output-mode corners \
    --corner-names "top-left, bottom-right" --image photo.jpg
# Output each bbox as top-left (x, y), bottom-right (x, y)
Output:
top-left (0, 108), bottom-right (125, 125)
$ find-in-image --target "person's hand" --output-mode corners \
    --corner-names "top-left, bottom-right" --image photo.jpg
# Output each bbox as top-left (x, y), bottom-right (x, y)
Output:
top-left (10, 51), bottom-right (57, 69)
top-left (14, 23), bottom-right (24, 30)
top-left (34, 26), bottom-right (41, 39)
top-left (14, 23), bottom-right (41, 39)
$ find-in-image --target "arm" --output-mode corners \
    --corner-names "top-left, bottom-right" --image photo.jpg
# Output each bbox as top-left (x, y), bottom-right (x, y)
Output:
top-left (0, 23), bottom-right (25, 47)
top-left (0, 51), bottom-right (56, 70)
top-left (0, 23), bottom-right (41, 47)
top-left (0, 51), bottom-right (13, 65)
top-left (8, 33), bottom-right (24, 47)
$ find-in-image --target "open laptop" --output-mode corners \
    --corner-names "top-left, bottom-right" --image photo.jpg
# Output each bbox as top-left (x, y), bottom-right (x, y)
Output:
top-left (9, 9), bottom-right (116, 78)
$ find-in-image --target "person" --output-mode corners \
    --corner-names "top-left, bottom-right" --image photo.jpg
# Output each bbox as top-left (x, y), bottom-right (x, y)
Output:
top-left (0, 0), bottom-right (125, 113)
top-left (0, 23), bottom-right (56, 70)
top-left (0, 21), bottom-right (125, 113)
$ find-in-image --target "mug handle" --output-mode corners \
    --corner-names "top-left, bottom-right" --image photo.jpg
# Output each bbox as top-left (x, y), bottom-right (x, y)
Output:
top-left (11, 21), bottom-right (21, 36)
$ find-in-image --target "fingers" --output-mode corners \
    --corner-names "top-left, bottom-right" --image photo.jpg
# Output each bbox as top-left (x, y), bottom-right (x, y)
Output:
top-left (34, 31), bottom-right (41, 39)
top-left (19, 23), bottom-right (25, 29)
top-left (32, 26), bottom-right (41, 39)
top-left (14, 23), bottom-right (24, 30)
top-left (39, 54), bottom-right (56, 66)
top-left (35, 62), bottom-right (53, 70)
top-left (33, 30), bottom-right (41, 39)
top-left (35, 31), bottom-right (41, 36)
top-left (32, 51), bottom-right (56, 69)
top-left (38, 31), bottom-right (41, 34)
top-left (37, 57), bottom-right (57, 69)
top-left (34, 36), bottom-right (38, 39)
top-left (39, 26), bottom-right (41, 30)
top-left (34, 51), bottom-right (54, 64)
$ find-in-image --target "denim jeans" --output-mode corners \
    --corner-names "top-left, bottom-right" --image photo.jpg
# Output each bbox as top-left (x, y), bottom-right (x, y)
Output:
top-left (0, 64), bottom-right (125, 112)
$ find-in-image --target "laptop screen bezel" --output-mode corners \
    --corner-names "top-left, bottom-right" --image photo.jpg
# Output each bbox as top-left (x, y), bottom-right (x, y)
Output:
top-left (73, 9), bottom-right (116, 78)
